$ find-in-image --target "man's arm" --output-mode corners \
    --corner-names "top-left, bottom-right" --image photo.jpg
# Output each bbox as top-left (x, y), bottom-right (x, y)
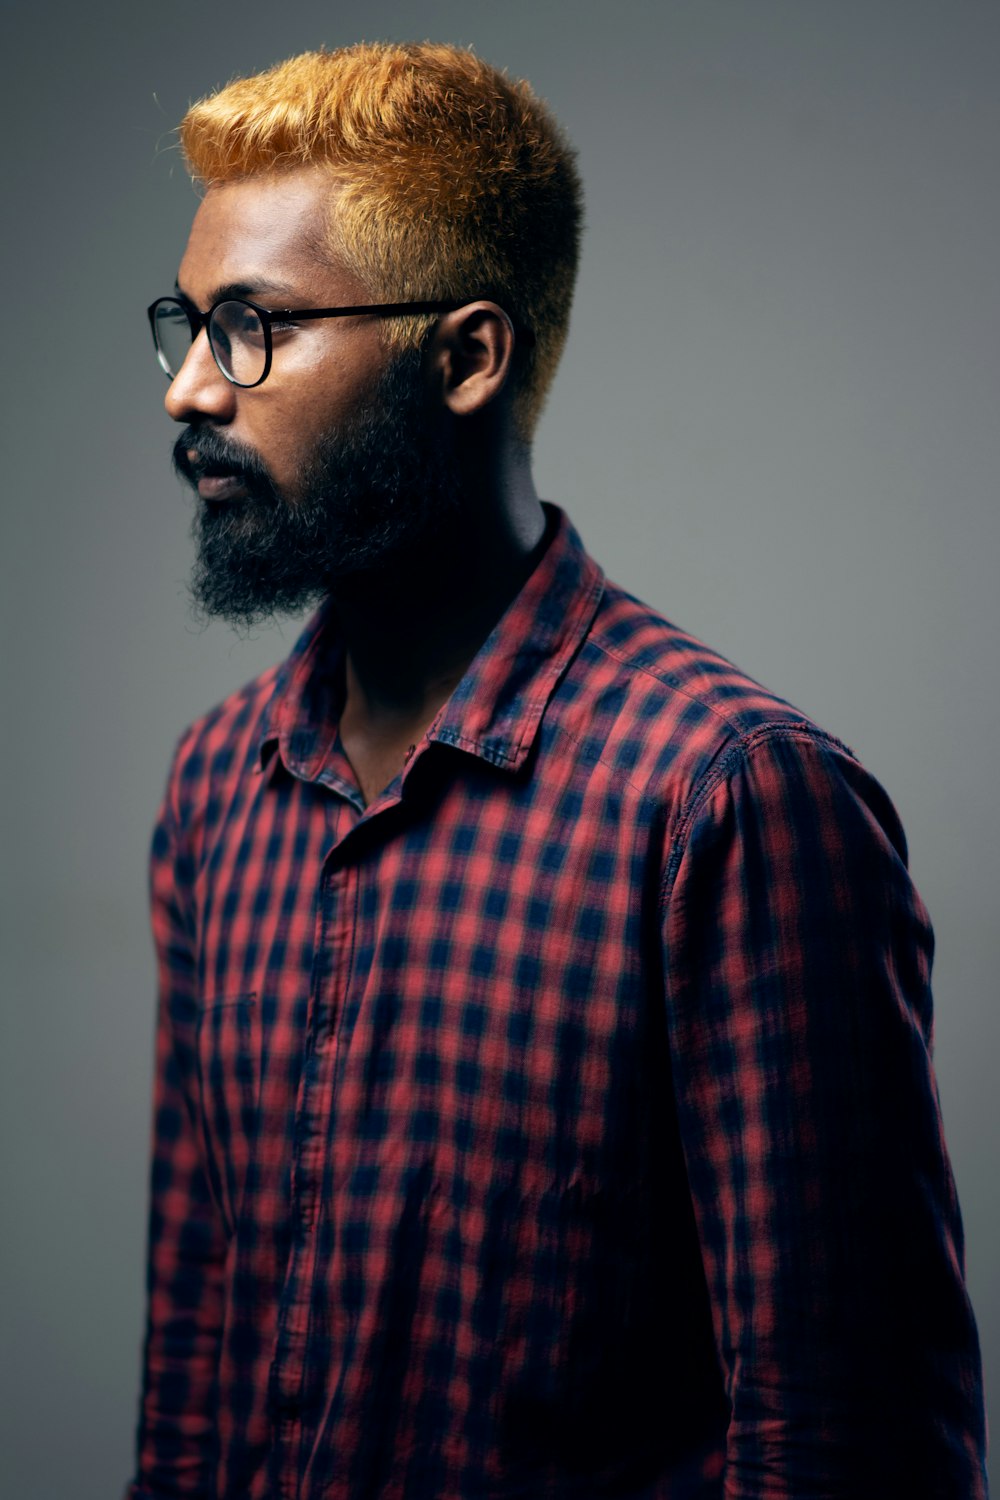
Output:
top-left (660, 725), bottom-right (988, 1498)
top-left (126, 743), bottom-right (227, 1499)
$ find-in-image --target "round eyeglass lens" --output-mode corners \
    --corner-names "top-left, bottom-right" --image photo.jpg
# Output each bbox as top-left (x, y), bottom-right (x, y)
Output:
top-left (152, 300), bottom-right (193, 379)
top-left (209, 300), bottom-right (268, 386)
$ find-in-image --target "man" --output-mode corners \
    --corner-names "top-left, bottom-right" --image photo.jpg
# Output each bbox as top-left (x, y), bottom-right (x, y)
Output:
top-left (129, 41), bottom-right (988, 1500)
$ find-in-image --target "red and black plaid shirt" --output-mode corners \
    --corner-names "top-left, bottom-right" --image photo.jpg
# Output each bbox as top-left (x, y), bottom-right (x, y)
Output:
top-left (129, 505), bottom-right (987, 1499)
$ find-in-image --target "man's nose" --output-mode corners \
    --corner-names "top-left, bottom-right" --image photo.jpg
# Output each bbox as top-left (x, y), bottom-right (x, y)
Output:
top-left (164, 329), bottom-right (238, 425)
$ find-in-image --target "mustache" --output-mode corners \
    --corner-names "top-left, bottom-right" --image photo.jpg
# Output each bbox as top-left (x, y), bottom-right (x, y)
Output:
top-left (172, 426), bottom-right (273, 491)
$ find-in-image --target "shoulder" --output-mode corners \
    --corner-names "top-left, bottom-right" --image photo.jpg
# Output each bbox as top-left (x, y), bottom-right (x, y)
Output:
top-left (589, 576), bottom-right (828, 735)
top-left (173, 660), bottom-right (282, 795)
top-left (153, 656), bottom-right (284, 868)
top-left (555, 574), bottom-right (858, 808)
top-left (559, 574), bottom-right (915, 897)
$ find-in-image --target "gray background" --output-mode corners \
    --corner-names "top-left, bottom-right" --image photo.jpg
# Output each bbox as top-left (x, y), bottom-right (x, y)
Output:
top-left (1, 1), bottom-right (996, 1494)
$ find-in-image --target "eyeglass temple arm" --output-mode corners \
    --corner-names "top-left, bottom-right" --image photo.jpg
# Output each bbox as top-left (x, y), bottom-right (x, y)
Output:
top-left (279, 301), bottom-right (537, 347)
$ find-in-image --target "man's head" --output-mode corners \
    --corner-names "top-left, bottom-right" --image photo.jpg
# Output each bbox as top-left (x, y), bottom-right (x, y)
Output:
top-left (163, 43), bottom-right (582, 628)
top-left (178, 43), bottom-right (582, 440)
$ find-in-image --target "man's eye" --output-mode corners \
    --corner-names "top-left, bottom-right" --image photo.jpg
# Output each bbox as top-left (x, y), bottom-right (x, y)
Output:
top-left (270, 319), bottom-right (297, 333)
top-left (224, 313), bottom-right (265, 343)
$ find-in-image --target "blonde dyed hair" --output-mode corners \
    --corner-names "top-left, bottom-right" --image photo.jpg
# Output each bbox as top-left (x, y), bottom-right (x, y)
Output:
top-left (179, 43), bottom-right (583, 439)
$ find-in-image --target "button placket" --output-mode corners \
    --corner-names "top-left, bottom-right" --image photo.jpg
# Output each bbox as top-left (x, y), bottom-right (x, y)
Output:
top-left (270, 825), bottom-right (359, 1455)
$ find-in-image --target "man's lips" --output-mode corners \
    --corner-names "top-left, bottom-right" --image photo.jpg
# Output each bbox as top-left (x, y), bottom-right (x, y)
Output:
top-left (184, 445), bottom-right (249, 501)
top-left (197, 473), bottom-right (248, 501)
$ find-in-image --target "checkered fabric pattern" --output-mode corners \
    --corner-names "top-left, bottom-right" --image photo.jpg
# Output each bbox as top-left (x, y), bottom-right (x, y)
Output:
top-left (128, 505), bottom-right (988, 1499)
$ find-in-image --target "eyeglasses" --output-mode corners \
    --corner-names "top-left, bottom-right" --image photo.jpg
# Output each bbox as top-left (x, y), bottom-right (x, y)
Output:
top-left (147, 293), bottom-right (535, 388)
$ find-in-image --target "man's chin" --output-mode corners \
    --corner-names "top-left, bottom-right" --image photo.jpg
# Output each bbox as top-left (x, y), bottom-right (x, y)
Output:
top-left (188, 528), bottom-right (331, 630)
top-left (187, 570), bottom-right (330, 631)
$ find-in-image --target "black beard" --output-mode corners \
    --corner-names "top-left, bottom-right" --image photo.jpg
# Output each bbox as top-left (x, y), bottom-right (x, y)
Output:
top-left (172, 349), bottom-right (464, 633)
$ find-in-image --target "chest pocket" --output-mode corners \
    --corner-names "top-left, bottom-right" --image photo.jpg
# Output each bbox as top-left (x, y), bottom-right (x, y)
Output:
top-left (195, 992), bottom-right (261, 1235)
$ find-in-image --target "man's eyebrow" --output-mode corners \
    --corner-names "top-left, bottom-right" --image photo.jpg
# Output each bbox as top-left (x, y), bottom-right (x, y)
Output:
top-left (173, 277), bottom-right (302, 308)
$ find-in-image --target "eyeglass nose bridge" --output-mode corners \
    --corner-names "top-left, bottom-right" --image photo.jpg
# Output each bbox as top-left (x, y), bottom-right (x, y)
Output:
top-left (184, 306), bottom-right (215, 376)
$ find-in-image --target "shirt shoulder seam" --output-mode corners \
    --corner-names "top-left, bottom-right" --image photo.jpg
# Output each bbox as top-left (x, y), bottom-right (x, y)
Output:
top-left (658, 721), bottom-right (855, 911)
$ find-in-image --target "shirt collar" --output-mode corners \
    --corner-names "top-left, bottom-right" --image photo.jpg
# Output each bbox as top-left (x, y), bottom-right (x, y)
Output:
top-left (255, 503), bottom-right (605, 785)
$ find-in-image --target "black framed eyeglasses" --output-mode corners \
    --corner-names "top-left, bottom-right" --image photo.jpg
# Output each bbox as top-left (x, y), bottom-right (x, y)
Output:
top-left (147, 293), bottom-right (535, 388)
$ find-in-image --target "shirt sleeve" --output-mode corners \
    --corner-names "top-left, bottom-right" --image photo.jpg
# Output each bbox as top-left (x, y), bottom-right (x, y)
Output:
top-left (126, 736), bottom-right (228, 1499)
top-left (659, 725), bottom-right (988, 1499)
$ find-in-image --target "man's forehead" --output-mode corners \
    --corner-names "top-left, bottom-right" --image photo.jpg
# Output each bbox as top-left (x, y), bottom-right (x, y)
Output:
top-left (177, 168), bottom-right (344, 299)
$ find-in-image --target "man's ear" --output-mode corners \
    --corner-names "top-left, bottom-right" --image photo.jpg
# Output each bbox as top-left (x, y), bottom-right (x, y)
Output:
top-left (426, 301), bottom-right (517, 417)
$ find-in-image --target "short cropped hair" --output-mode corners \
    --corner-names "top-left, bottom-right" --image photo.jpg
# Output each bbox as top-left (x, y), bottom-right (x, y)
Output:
top-left (179, 43), bottom-right (583, 439)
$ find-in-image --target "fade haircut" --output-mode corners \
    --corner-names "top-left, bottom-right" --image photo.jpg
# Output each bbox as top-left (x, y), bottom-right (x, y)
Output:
top-left (179, 42), bottom-right (583, 440)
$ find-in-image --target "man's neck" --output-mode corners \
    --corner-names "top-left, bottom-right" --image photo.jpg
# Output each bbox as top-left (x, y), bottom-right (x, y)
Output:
top-left (333, 461), bottom-right (546, 799)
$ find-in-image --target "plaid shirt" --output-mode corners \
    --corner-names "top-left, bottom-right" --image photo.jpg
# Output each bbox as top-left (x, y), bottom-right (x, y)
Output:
top-left (129, 505), bottom-right (987, 1500)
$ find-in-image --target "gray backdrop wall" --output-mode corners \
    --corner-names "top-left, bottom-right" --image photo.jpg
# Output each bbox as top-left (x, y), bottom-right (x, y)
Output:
top-left (2, 2), bottom-right (996, 1494)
